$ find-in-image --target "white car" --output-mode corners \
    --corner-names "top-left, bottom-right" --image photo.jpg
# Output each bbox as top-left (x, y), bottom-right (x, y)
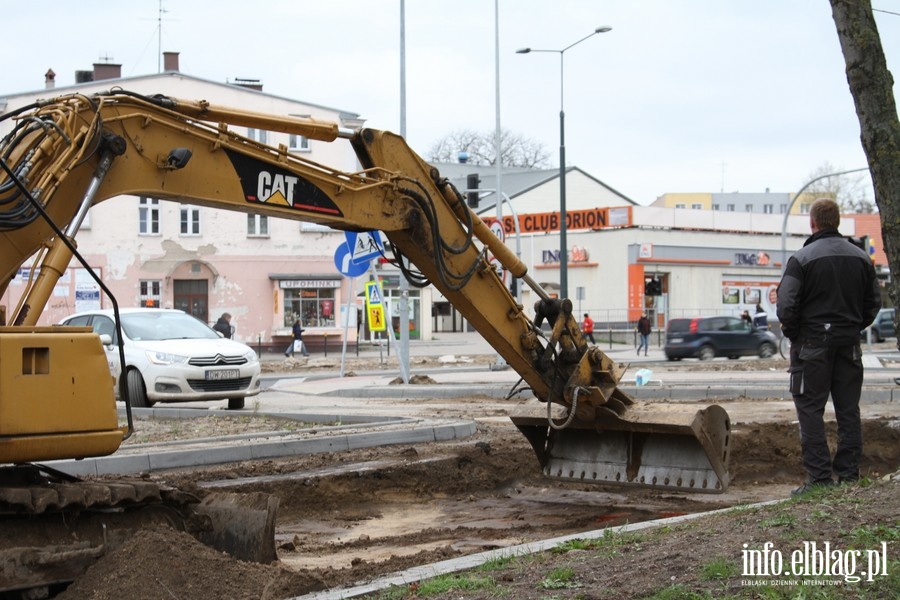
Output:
top-left (60, 308), bottom-right (261, 410)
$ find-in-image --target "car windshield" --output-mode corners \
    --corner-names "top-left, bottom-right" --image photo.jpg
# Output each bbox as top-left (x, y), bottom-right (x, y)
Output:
top-left (121, 312), bottom-right (219, 341)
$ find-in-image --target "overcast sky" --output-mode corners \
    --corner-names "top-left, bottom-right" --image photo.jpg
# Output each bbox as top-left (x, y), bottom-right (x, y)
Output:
top-left (5, 1), bottom-right (899, 204)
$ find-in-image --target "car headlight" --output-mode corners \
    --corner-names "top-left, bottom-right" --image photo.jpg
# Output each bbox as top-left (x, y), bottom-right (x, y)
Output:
top-left (244, 349), bottom-right (260, 363)
top-left (146, 351), bottom-right (191, 365)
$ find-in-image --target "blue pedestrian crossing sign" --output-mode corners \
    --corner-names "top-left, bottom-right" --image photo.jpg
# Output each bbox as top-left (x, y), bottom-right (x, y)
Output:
top-left (364, 280), bottom-right (386, 332)
top-left (346, 231), bottom-right (384, 264)
top-left (366, 281), bottom-right (383, 305)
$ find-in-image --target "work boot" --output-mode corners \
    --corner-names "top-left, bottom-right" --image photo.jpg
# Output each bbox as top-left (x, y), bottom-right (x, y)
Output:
top-left (791, 479), bottom-right (836, 496)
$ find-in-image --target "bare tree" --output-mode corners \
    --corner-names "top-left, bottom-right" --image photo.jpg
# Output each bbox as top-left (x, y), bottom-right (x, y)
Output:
top-left (804, 161), bottom-right (876, 213)
top-left (829, 0), bottom-right (900, 317)
top-left (428, 129), bottom-right (551, 168)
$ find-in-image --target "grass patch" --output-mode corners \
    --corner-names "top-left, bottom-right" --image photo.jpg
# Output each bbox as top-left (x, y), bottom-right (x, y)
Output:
top-left (700, 556), bottom-right (737, 580)
top-left (540, 566), bottom-right (579, 590)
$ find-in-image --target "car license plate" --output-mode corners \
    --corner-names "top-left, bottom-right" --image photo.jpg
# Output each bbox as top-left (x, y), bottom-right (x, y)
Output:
top-left (670, 337), bottom-right (683, 343)
top-left (206, 369), bottom-right (239, 381)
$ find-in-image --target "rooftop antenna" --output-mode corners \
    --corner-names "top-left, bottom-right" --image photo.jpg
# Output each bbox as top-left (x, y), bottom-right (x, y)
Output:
top-left (157, 0), bottom-right (169, 73)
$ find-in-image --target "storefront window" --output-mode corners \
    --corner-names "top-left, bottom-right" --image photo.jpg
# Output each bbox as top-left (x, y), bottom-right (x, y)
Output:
top-left (383, 288), bottom-right (421, 339)
top-left (284, 288), bottom-right (336, 327)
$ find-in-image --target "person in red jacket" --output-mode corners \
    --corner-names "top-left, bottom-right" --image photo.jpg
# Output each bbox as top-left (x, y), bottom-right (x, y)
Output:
top-left (581, 313), bottom-right (595, 344)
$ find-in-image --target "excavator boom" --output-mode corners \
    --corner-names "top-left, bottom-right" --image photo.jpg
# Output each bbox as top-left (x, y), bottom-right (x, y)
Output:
top-left (0, 89), bottom-right (732, 594)
top-left (0, 90), bottom-right (730, 492)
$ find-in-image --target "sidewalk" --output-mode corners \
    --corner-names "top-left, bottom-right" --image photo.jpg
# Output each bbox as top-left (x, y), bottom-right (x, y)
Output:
top-left (263, 331), bottom-right (666, 364)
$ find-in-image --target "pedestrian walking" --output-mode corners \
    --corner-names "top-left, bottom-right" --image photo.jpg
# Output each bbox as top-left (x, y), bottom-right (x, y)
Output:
top-left (213, 313), bottom-right (233, 339)
top-left (776, 198), bottom-right (880, 495)
top-left (636, 312), bottom-right (652, 356)
top-left (581, 313), bottom-right (596, 344)
top-left (285, 319), bottom-right (310, 357)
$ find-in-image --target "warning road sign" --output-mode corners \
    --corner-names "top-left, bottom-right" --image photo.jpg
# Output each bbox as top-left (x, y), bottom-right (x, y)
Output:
top-left (364, 280), bottom-right (386, 332)
top-left (346, 231), bottom-right (384, 264)
top-left (366, 281), bottom-right (383, 305)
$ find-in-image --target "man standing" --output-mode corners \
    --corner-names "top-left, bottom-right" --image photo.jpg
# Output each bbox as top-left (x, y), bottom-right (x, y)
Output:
top-left (636, 312), bottom-right (652, 356)
top-left (581, 313), bottom-right (596, 344)
top-left (776, 199), bottom-right (880, 495)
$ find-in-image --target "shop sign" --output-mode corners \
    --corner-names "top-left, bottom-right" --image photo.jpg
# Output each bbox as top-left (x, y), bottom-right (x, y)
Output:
top-left (279, 279), bottom-right (341, 289)
top-left (734, 252), bottom-right (771, 266)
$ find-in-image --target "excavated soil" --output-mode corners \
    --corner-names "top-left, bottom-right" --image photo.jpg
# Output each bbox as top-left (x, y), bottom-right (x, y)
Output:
top-left (53, 413), bottom-right (899, 599)
top-left (49, 352), bottom-right (900, 598)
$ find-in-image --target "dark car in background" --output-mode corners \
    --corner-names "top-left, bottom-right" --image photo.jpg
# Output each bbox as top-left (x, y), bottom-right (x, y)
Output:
top-left (665, 316), bottom-right (777, 361)
top-left (862, 308), bottom-right (895, 343)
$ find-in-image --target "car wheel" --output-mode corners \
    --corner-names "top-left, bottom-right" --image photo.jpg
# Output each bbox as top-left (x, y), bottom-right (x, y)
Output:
top-left (126, 368), bottom-right (152, 408)
top-left (698, 345), bottom-right (715, 361)
top-left (227, 398), bottom-right (245, 410)
top-left (873, 331), bottom-right (883, 343)
top-left (666, 354), bottom-right (678, 361)
top-left (727, 355), bottom-right (739, 360)
top-left (759, 342), bottom-right (776, 358)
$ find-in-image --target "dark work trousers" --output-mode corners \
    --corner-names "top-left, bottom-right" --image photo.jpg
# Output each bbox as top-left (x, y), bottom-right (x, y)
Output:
top-left (789, 343), bottom-right (864, 482)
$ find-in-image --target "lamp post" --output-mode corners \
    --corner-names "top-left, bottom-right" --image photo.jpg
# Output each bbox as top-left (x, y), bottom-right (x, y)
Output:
top-left (517, 26), bottom-right (611, 299)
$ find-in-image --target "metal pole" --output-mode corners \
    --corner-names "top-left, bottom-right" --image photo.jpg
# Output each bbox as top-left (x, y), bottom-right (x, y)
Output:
top-left (780, 168), bottom-right (868, 269)
top-left (397, 0), bottom-right (410, 383)
top-left (494, 0), bottom-right (507, 368)
top-left (515, 27), bottom-right (611, 300)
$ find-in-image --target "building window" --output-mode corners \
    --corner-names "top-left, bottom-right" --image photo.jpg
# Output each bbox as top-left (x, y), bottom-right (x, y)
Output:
top-left (180, 205), bottom-right (201, 235)
top-left (745, 204), bottom-right (753, 212)
top-left (691, 203), bottom-right (702, 210)
top-left (140, 280), bottom-right (162, 307)
top-left (139, 197), bottom-right (160, 235)
top-left (763, 204), bottom-right (774, 214)
top-left (712, 204), bottom-right (720, 211)
top-left (780, 204), bottom-right (787, 213)
top-left (726, 204), bottom-right (735, 211)
top-left (289, 134), bottom-right (310, 152)
top-left (675, 203), bottom-right (686, 209)
top-left (247, 214), bottom-right (269, 237)
top-left (799, 203), bottom-right (810, 214)
top-left (247, 128), bottom-right (268, 144)
top-left (284, 288), bottom-right (336, 328)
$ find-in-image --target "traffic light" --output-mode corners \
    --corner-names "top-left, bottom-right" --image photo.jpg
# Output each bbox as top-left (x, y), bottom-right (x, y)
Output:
top-left (847, 235), bottom-right (868, 252)
top-left (466, 173), bottom-right (480, 208)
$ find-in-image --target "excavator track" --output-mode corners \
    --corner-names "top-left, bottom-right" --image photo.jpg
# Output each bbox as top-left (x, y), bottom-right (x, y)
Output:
top-left (0, 465), bottom-right (277, 597)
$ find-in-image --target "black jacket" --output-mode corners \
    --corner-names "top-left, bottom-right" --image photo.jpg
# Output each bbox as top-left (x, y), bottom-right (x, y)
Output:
top-left (213, 318), bottom-right (232, 339)
top-left (776, 229), bottom-right (880, 345)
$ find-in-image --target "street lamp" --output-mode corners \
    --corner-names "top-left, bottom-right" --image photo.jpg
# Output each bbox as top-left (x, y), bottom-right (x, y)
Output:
top-left (517, 26), bottom-right (611, 299)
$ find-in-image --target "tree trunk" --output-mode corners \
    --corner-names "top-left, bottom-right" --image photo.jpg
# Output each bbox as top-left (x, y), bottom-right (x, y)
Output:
top-left (829, 0), bottom-right (900, 334)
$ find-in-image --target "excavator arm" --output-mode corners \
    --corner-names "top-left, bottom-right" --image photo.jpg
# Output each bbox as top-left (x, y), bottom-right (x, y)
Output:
top-left (0, 91), bottom-right (730, 494)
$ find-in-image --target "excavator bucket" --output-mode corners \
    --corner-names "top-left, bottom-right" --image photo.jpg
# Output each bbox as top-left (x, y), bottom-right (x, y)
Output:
top-left (512, 403), bottom-right (731, 493)
top-left (194, 492), bottom-right (280, 564)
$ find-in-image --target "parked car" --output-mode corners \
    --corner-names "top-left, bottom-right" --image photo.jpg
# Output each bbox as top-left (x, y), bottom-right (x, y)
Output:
top-left (59, 308), bottom-right (261, 409)
top-left (862, 307), bottom-right (895, 343)
top-left (665, 316), bottom-right (778, 361)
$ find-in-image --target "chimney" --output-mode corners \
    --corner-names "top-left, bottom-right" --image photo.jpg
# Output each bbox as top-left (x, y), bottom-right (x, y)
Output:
top-left (93, 62), bottom-right (122, 81)
top-left (45, 68), bottom-right (56, 90)
top-left (163, 51), bottom-right (180, 72)
top-left (232, 78), bottom-right (263, 91)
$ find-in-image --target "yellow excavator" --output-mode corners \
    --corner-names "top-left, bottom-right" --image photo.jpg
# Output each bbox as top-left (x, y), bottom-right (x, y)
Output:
top-left (0, 91), bottom-right (731, 594)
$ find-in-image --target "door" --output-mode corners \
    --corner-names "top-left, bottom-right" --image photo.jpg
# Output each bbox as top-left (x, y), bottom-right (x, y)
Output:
top-left (174, 279), bottom-right (209, 323)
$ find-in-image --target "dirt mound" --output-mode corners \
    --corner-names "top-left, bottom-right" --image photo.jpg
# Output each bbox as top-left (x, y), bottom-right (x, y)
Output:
top-left (55, 528), bottom-right (327, 600)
